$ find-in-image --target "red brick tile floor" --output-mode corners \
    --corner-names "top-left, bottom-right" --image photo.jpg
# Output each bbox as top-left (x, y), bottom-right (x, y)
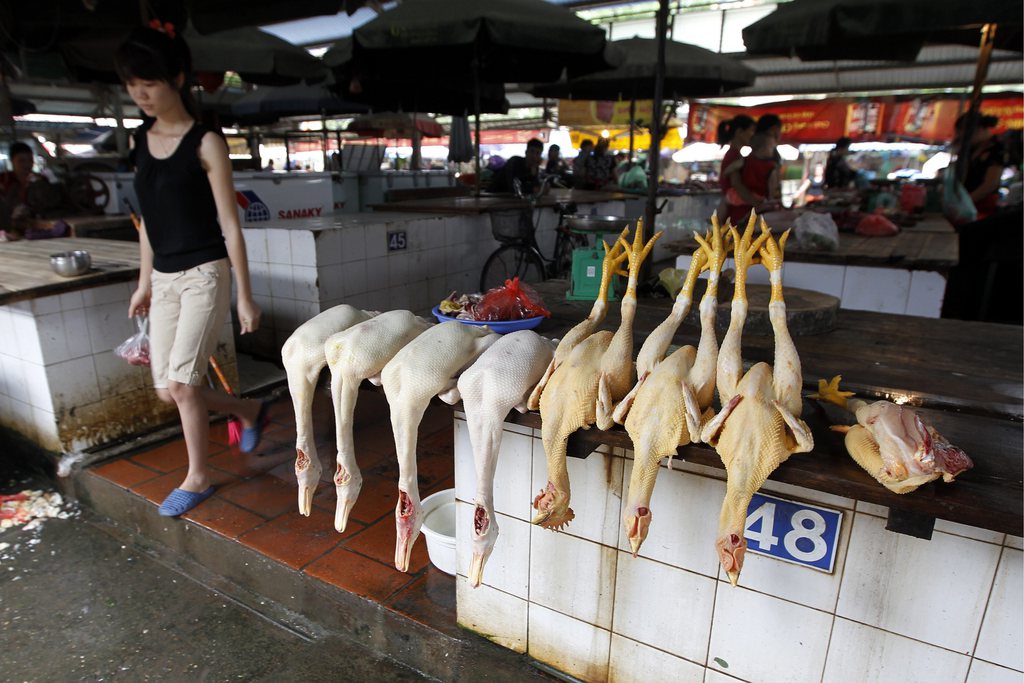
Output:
top-left (89, 385), bottom-right (457, 633)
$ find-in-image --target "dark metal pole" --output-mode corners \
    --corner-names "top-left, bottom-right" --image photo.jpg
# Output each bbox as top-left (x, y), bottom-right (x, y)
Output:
top-left (645, 0), bottom-right (670, 235)
top-left (956, 23), bottom-right (997, 183)
top-left (474, 44), bottom-right (482, 197)
top-left (629, 98), bottom-right (636, 160)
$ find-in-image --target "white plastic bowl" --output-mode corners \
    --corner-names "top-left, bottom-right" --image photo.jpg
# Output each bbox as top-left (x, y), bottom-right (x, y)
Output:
top-left (420, 488), bottom-right (457, 576)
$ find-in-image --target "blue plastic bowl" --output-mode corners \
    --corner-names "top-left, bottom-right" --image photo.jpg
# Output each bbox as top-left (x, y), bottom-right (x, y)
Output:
top-left (431, 306), bottom-right (545, 334)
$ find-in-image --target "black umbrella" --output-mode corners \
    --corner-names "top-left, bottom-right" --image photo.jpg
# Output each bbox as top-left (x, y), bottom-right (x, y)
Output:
top-left (233, 83), bottom-right (367, 121)
top-left (743, 0), bottom-right (1023, 181)
top-left (349, 0), bottom-right (619, 192)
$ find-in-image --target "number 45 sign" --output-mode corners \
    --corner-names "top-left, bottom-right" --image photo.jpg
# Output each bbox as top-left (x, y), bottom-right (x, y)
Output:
top-left (744, 493), bottom-right (843, 573)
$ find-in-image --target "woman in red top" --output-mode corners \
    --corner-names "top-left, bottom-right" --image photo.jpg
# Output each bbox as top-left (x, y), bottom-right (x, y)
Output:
top-left (724, 132), bottom-right (780, 225)
top-left (715, 115), bottom-right (755, 220)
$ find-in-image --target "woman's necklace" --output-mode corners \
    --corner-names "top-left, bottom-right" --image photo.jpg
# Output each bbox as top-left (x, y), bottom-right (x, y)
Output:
top-left (152, 121), bottom-right (192, 158)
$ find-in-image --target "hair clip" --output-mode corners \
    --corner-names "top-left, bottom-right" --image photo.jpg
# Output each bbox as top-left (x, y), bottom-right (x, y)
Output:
top-left (149, 19), bottom-right (176, 40)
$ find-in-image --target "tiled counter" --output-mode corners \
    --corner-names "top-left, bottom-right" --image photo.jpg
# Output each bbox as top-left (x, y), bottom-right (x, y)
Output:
top-left (239, 202), bottom-right (628, 358)
top-left (0, 282), bottom-right (237, 453)
top-left (452, 416), bottom-right (1023, 683)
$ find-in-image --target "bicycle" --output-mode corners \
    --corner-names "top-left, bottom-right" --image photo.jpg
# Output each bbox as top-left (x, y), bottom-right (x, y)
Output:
top-left (478, 176), bottom-right (590, 292)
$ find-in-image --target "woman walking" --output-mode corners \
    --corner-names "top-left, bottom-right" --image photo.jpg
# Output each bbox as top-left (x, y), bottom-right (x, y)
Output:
top-left (116, 25), bottom-right (266, 517)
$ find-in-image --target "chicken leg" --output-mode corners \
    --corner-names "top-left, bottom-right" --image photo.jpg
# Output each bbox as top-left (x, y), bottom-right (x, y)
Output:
top-left (381, 322), bottom-right (498, 572)
top-left (701, 217), bottom-right (813, 587)
top-left (457, 331), bottom-right (554, 587)
top-left (324, 310), bottom-right (432, 532)
top-left (282, 305), bottom-right (374, 516)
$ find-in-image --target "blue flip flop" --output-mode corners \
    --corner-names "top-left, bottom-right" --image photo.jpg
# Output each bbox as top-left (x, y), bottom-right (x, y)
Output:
top-left (240, 400), bottom-right (270, 454)
top-left (158, 486), bottom-right (216, 517)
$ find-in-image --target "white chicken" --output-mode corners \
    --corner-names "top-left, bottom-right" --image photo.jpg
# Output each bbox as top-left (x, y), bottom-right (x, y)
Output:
top-left (324, 310), bottom-right (433, 533)
top-left (456, 330), bottom-right (554, 587)
top-left (381, 321), bottom-right (499, 572)
top-left (282, 305), bottom-right (374, 516)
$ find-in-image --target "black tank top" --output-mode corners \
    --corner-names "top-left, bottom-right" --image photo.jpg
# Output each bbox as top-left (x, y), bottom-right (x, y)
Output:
top-left (134, 121), bottom-right (228, 273)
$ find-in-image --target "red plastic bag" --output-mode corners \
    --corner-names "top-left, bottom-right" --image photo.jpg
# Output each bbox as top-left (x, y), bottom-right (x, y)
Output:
top-left (115, 315), bottom-right (151, 366)
top-left (473, 278), bottom-right (551, 321)
top-left (855, 213), bottom-right (899, 237)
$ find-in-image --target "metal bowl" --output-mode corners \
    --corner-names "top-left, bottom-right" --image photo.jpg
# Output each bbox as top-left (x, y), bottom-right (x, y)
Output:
top-left (50, 250), bottom-right (92, 277)
top-left (564, 214), bottom-right (633, 234)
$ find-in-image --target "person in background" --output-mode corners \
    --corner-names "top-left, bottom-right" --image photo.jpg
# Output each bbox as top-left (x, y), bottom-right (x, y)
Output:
top-left (263, 159), bottom-right (275, 171)
top-left (545, 144), bottom-right (567, 176)
top-left (723, 131), bottom-right (779, 225)
top-left (955, 114), bottom-right (1006, 220)
top-left (571, 139), bottom-right (594, 186)
top-left (727, 113), bottom-right (782, 220)
top-left (612, 151), bottom-right (629, 181)
top-left (824, 137), bottom-right (855, 189)
top-left (0, 141), bottom-right (43, 238)
top-left (116, 25), bottom-right (266, 517)
top-left (715, 114), bottom-right (755, 219)
top-left (492, 137), bottom-right (543, 194)
top-left (618, 158), bottom-right (648, 193)
top-left (583, 137), bottom-right (615, 190)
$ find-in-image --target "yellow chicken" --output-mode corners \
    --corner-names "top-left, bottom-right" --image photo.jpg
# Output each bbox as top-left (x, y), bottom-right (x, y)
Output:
top-left (621, 220), bottom-right (728, 555)
top-left (700, 216), bottom-right (813, 587)
top-left (533, 221), bottom-right (660, 530)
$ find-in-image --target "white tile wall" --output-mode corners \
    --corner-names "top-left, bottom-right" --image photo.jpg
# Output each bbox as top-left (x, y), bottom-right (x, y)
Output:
top-left (1006, 536), bottom-right (1023, 551)
top-left (264, 229), bottom-right (292, 264)
top-left (841, 266), bottom-right (911, 314)
top-left (974, 548), bottom-right (1023, 671)
top-left (455, 502), bottom-right (530, 599)
top-left (781, 262), bottom-right (846, 299)
top-left (529, 603), bottom-right (611, 683)
top-left (58, 290), bottom-right (85, 312)
top-left (934, 518), bottom-right (1005, 545)
top-left (823, 618), bottom-right (971, 683)
top-left (340, 225), bottom-right (366, 263)
top-left (608, 634), bottom-right (705, 683)
top-left (838, 514), bottom-right (1001, 653)
top-left (966, 660), bottom-right (1024, 683)
top-left (704, 670), bottom-right (747, 683)
top-left (86, 302), bottom-right (133, 354)
top-left (530, 529), bottom-right (617, 629)
top-left (708, 586), bottom-right (833, 683)
top-left (10, 309), bottom-right (43, 364)
top-left (456, 575), bottom-right (527, 653)
top-left (532, 444), bottom-right (623, 546)
top-left (613, 552), bottom-right (715, 664)
top-left (906, 270), bottom-right (946, 318)
top-left (289, 230), bottom-right (314, 264)
top-left (314, 228), bottom-right (343, 267)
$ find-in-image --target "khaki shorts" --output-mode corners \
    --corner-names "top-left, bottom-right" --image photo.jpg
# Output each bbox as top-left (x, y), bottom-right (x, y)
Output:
top-left (149, 258), bottom-right (231, 389)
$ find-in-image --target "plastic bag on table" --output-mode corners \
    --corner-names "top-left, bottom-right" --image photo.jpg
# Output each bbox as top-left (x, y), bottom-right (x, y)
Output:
top-left (114, 315), bottom-right (150, 366)
top-left (855, 212), bottom-right (899, 237)
top-left (473, 277), bottom-right (551, 321)
top-left (792, 212), bottom-right (840, 251)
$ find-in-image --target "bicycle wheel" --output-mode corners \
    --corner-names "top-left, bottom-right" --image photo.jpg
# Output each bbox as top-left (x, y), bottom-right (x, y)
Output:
top-left (479, 245), bottom-right (546, 292)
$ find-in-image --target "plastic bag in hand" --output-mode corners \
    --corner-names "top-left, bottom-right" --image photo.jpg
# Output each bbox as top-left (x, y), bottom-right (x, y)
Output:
top-left (473, 277), bottom-right (551, 321)
top-left (115, 315), bottom-right (150, 367)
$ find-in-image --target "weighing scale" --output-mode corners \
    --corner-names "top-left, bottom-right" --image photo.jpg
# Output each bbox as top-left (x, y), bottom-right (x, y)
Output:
top-left (564, 215), bottom-right (633, 301)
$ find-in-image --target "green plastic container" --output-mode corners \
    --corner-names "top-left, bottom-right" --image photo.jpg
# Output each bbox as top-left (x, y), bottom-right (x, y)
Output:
top-left (567, 244), bottom-right (617, 301)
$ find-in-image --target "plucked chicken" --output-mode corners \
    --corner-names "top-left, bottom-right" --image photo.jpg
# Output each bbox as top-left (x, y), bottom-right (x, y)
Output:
top-left (282, 305), bottom-right (374, 516)
top-left (381, 321), bottom-right (498, 572)
top-left (457, 330), bottom-right (554, 587)
top-left (700, 216), bottom-right (813, 587)
top-left (533, 222), bottom-right (661, 530)
top-left (621, 221), bottom-right (728, 555)
top-left (812, 375), bottom-right (974, 493)
top-left (324, 310), bottom-right (432, 532)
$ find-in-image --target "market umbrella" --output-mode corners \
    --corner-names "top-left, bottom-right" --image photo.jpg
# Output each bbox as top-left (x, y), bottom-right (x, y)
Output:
top-left (233, 83), bottom-right (367, 121)
top-left (347, 112), bottom-right (445, 171)
top-left (743, 0), bottom-right (1022, 181)
top-left (349, 0), bottom-right (619, 192)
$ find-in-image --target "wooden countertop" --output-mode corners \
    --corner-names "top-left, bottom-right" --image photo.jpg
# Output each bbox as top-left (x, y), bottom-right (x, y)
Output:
top-left (516, 280), bottom-right (1022, 536)
top-left (369, 189), bottom-right (641, 215)
top-left (0, 237), bottom-right (140, 305)
top-left (665, 214), bottom-right (958, 270)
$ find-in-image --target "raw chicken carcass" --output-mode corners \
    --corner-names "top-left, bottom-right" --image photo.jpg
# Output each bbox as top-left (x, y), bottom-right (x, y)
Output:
top-left (324, 310), bottom-right (432, 532)
top-left (526, 227), bottom-right (630, 411)
top-left (282, 305), bottom-right (374, 516)
top-left (812, 375), bottom-right (974, 494)
top-left (533, 222), bottom-right (660, 530)
top-left (621, 221), bottom-right (728, 555)
top-left (381, 321), bottom-right (498, 572)
top-left (457, 330), bottom-right (554, 587)
top-left (700, 216), bottom-right (813, 586)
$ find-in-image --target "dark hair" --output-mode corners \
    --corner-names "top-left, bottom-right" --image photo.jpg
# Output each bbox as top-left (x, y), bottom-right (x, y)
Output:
top-left (755, 113), bottom-right (782, 134)
top-left (580, 139), bottom-right (594, 148)
top-left (526, 138), bottom-right (543, 151)
top-left (955, 113), bottom-right (999, 131)
top-left (835, 136), bottom-right (852, 150)
top-left (717, 114), bottom-right (755, 145)
top-left (115, 26), bottom-right (199, 119)
top-left (8, 142), bottom-right (31, 159)
top-left (549, 144), bottom-right (560, 153)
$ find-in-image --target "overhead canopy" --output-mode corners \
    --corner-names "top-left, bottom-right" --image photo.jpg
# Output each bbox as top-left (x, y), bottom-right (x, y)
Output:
top-left (347, 113), bottom-right (445, 138)
top-left (531, 38), bottom-right (756, 101)
top-left (743, 0), bottom-right (1023, 61)
top-left (232, 83), bottom-right (368, 123)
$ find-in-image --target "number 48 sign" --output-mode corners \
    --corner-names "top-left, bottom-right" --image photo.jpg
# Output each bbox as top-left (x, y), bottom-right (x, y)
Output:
top-left (744, 493), bottom-right (843, 573)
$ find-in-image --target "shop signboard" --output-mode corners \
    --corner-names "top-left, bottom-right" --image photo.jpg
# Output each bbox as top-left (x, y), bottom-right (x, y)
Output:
top-left (744, 492), bottom-right (843, 573)
top-left (558, 99), bottom-right (656, 127)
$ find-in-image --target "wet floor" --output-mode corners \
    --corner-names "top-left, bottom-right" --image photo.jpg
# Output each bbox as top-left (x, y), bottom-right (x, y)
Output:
top-left (0, 458), bottom-right (429, 683)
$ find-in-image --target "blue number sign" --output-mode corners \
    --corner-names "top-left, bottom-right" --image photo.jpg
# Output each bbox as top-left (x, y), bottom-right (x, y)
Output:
top-left (744, 492), bottom-right (843, 573)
